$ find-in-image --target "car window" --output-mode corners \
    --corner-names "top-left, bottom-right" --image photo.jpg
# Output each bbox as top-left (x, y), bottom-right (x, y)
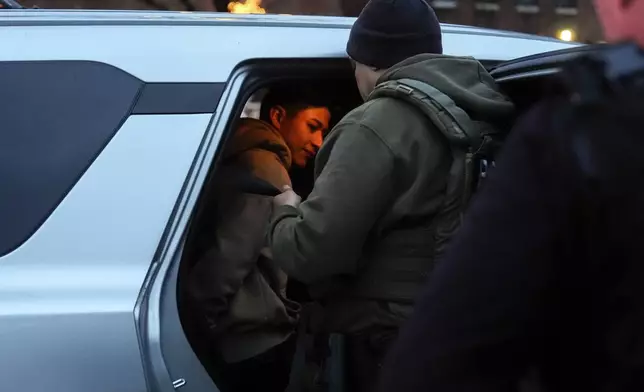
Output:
top-left (0, 61), bottom-right (143, 257)
top-left (241, 88), bottom-right (267, 119)
top-left (0, 60), bottom-right (226, 258)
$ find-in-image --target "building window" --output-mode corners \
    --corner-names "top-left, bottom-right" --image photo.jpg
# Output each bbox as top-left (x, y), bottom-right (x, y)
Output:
top-left (475, 0), bottom-right (500, 12)
top-left (555, 0), bottom-right (578, 15)
top-left (431, 0), bottom-right (458, 10)
top-left (515, 0), bottom-right (539, 13)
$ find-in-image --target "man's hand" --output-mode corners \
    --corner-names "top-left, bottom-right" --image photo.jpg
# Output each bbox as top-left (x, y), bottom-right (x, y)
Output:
top-left (274, 185), bottom-right (301, 208)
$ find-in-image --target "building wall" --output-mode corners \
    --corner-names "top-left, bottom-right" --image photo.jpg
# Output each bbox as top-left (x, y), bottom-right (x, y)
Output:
top-left (20, 0), bottom-right (166, 9)
top-left (19, 0), bottom-right (338, 12)
top-left (428, 0), bottom-right (601, 42)
top-left (337, 0), bottom-right (600, 42)
top-left (18, 0), bottom-right (601, 42)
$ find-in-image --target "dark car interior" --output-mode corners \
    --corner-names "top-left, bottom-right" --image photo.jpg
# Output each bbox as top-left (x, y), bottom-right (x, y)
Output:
top-left (176, 59), bottom-right (363, 390)
top-left (491, 44), bottom-right (604, 111)
top-left (176, 45), bottom-right (597, 391)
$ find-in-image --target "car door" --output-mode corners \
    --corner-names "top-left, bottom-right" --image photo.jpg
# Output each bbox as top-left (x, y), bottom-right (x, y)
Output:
top-left (489, 44), bottom-right (601, 109)
top-left (0, 60), bottom-right (225, 392)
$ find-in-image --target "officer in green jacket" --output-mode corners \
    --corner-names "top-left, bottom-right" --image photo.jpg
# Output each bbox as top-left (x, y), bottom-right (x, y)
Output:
top-left (268, 0), bottom-right (514, 390)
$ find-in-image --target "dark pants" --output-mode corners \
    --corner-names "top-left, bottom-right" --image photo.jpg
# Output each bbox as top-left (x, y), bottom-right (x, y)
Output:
top-left (214, 335), bottom-right (298, 392)
top-left (345, 329), bottom-right (398, 392)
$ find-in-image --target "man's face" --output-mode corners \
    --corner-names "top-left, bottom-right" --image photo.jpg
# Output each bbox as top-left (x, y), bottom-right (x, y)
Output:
top-left (275, 106), bottom-right (330, 167)
top-left (594, 0), bottom-right (644, 46)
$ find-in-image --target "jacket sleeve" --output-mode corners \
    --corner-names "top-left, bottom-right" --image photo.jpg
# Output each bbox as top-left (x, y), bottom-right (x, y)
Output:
top-left (187, 191), bottom-right (274, 324)
top-left (186, 147), bottom-right (290, 323)
top-left (238, 148), bottom-right (292, 189)
top-left (268, 123), bottom-right (395, 284)
top-left (378, 102), bottom-right (580, 391)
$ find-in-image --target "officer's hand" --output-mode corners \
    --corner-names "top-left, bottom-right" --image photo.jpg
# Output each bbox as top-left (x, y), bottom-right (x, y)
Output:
top-left (274, 185), bottom-right (301, 208)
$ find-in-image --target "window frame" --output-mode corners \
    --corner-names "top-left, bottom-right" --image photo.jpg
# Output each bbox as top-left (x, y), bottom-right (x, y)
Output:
top-left (0, 60), bottom-right (225, 258)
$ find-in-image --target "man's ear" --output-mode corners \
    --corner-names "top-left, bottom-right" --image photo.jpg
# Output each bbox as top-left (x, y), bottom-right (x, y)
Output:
top-left (269, 106), bottom-right (287, 129)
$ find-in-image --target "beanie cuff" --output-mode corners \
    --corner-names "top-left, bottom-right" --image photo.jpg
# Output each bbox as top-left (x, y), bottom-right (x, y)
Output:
top-left (347, 27), bottom-right (443, 69)
top-left (345, 0), bottom-right (443, 70)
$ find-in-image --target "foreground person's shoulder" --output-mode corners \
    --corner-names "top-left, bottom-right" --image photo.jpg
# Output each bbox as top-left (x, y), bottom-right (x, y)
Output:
top-left (511, 97), bottom-right (569, 140)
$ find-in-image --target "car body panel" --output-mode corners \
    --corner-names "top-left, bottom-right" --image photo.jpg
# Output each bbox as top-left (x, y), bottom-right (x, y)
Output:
top-left (0, 114), bottom-right (211, 392)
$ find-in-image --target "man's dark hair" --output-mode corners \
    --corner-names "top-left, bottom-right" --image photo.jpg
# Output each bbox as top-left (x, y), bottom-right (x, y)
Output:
top-left (259, 82), bottom-right (330, 123)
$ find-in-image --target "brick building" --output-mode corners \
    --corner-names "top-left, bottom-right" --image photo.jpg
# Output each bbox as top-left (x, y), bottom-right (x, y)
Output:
top-left (341, 0), bottom-right (601, 42)
top-left (14, 0), bottom-right (601, 42)
top-left (431, 0), bottom-right (601, 42)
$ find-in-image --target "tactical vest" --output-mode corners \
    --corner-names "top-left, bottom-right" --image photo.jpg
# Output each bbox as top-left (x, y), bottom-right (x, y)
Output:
top-left (344, 78), bottom-right (506, 303)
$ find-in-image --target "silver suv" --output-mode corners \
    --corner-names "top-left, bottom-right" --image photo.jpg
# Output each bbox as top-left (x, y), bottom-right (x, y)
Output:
top-left (0, 9), bottom-right (581, 392)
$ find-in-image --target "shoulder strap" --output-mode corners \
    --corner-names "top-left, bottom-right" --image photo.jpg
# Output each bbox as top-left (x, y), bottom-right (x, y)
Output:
top-left (368, 77), bottom-right (482, 152)
top-left (368, 78), bottom-right (484, 256)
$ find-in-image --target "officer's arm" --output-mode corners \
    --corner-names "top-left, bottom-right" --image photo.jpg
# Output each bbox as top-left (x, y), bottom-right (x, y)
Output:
top-left (268, 123), bottom-right (395, 284)
top-left (379, 102), bottom-right (578, 391)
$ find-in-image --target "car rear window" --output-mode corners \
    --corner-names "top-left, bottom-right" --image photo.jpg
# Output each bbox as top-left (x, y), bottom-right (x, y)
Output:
top-left (0, 61), bottom-right (142, 257)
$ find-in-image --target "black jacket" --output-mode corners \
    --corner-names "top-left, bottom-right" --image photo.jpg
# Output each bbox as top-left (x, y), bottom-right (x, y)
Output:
top-left (378, 49), bottom-right (644, 392)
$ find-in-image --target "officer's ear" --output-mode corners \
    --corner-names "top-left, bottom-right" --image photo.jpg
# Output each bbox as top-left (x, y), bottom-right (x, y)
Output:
top-left (269, 106), bottom-right (287, 130)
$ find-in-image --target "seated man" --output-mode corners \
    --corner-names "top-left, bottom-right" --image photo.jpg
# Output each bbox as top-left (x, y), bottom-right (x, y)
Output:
top-left (229, 85), bottom-right (330, 190)
top-left (182, 83), bottom-right (331, 392)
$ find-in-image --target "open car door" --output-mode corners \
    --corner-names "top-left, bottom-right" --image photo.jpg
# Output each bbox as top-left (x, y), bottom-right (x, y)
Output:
top-left (489, 44), bottom-right (605, 113)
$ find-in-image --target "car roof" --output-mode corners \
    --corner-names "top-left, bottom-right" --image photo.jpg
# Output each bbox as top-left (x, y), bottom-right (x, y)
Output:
top-left (0, 9), bottom-right (576, 44)
top-left (0, 10), bottom-right (580, 82)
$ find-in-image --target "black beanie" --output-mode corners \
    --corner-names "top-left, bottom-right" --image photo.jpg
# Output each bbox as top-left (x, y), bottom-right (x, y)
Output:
top-left (347, 0), bottom-right (443, 70)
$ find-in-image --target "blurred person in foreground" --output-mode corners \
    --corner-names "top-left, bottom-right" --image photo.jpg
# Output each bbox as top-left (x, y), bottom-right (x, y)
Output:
top-left (267, 0), bottom-right (514, 390)
top-left (378, 0), bottom-right (644, 391)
